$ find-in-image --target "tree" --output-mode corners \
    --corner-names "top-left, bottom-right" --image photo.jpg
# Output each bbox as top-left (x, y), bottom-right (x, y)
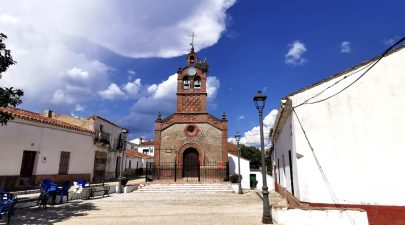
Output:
top-left (0, 33), bottom-right (23, 125)
top-left (240, 144), bottom-right (272, 174)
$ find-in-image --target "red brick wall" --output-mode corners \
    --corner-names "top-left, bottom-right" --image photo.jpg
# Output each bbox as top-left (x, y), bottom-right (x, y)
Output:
top-left (308, 202), bottom-right (405, 225)
top-left (34, 173), bottom-right (91, 185)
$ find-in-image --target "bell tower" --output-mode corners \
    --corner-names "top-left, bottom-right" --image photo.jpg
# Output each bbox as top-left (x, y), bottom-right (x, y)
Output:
top-left (176, 47), bottom-right (208, 113)
top-left (154, 33), bottom-right (228, 167)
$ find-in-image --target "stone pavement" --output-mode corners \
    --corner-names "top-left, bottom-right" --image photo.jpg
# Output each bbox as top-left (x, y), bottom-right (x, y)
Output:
top-left (9, 190), bottom-right (286, 225)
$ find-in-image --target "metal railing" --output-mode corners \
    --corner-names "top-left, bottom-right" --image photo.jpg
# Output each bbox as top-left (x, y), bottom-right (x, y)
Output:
top-left (94, 131), bottom-right (110, 146)
top-left (145, 162), bottom-right (229, 182)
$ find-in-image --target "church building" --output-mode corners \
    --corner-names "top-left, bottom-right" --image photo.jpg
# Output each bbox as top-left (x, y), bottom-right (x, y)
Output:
top-left (154, 45), bottom-right (228, 177)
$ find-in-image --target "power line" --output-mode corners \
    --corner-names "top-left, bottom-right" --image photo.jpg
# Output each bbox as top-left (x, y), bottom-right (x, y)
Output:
top-left (294, 37), bottom-right (405, 108)
top-left (292, 108), bottom-right (355, 225)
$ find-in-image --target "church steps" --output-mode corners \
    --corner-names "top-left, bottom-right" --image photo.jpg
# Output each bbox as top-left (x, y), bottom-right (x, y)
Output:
top-left (137, 183), bottom-right (233, 193)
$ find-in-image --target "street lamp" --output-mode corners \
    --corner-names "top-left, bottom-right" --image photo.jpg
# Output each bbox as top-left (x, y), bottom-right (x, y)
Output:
top-left (253, 91), bottom-right (273, 224)
top-left (235, 132), bottom-right (242, 194)
top-left (119, 129), bottom-right (129, 178)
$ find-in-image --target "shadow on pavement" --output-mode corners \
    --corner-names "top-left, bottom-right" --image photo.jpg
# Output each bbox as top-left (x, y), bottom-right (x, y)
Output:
top-left (6, 201), bottom-right (98, 225)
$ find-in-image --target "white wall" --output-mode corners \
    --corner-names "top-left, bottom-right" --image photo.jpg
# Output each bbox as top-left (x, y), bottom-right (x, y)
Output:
top-left (228, 153), bottom-right (250, 189)
top-left (0, 119), bottom-right (94, 178)
top-left (275, 47), bottom-right (405, 205)
top-left (125, 157), bottom-right (143, 170)
top-left (137, 145), bottom-right (154, 157)
top-left (273, 208), bottom-right (368, 225)
top-left (93, 118), bottom-right (125, 175)
top-left (250, 171), bottom-right (275, 191)
top-left (273, 115), bottom-right (299, 197)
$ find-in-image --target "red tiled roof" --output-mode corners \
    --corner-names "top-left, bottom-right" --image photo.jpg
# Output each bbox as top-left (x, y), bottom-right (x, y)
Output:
top-left (1, 107), bottom-right (94, 134)
top-left (227, 143), bottom-right (238, 155)
top-left (125, 149), bottom-right (153, 159)
top-left (88, 115), bottom-right (124, 129)
top-left (139, 140), bottom-right (154, 146)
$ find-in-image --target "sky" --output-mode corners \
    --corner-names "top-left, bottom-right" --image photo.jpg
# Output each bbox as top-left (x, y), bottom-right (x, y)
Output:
top-left (1, 0), bottom-right (404, 146)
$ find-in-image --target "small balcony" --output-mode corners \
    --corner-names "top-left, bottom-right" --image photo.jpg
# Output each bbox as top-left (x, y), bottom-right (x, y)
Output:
top-left (94, 131), bottom-right (110, 148)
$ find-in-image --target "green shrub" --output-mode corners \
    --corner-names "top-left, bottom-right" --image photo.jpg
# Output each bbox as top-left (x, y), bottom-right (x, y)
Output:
top-left (230, 174), bottom-right (242, 183)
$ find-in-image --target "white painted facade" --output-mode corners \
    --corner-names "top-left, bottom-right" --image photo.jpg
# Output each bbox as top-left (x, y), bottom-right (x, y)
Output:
top-left (250, 171), bottom-right (275, 192)
top-left (92, 117), bottom-right (127, 178)
top-left (228, 153), bottom-right (250, 189)
top-left (0, 118), bottom-right (94, 179)
top-left (272, 208), bottom-right (368, 225)
top-left (137, 143), bottom-right (154, 157)
top-left (272, 46), bottom-right (405, 206)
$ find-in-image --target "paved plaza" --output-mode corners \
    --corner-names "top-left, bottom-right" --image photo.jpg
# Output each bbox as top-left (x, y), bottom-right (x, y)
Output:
top-left (9, 190), bottom-right (285, 225)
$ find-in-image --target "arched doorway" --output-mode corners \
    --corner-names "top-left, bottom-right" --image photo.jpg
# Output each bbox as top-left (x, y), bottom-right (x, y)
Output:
top-left (182, 148), bottom-right (199, 177)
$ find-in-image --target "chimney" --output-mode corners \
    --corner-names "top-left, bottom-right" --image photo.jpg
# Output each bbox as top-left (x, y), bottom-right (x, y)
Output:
top-left (43, 109), bottom-right (53, 118)
top-left (139, 137), bottom-right (143, 144)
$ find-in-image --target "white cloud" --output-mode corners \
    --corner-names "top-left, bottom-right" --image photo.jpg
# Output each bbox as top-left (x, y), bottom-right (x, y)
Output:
top-left (127, 70), bottom-right (136, 75)
top-left (229, 109), bottom-right (278, 148)
top-left (122, 73), bottom-right (221, 136)
top-left (74, 104), bottom-right (84, 112)
top-left (98, 83), bottom-right (126, 100)
top-left (237, 115), bottom-right (245, 120)
top-left (0, 14), bottom-right (111, 111)
top-left (340, 41), bottom-right (351, 53)
top-left (0, 0), bottom-right (236, 58)
top-left (124, 79), bottom-right (142, 97)
top-left (285, 41), bottom-right (307, 66)
top-left (0, 1), bottom-right (234, 113)
top-left (67, 67), bottom-right (89, 79)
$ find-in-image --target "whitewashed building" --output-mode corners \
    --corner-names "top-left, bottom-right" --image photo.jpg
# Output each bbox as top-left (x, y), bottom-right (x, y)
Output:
top-left (124, 149), bottom-right (154, 175)
top-left (0, 107), bottom-right (95, 190)
top-left (228, 153), bottom-right (250, 189)
top-left (130, 138), bottom-right (154, 157)
top-left (47, 112), bottom-right (128, 181)
top-left (272, 45), bottom-right (405, 224)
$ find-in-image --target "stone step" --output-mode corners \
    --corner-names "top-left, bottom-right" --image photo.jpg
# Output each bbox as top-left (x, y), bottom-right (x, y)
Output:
top-left (137, 183), bottom-right (233, 192)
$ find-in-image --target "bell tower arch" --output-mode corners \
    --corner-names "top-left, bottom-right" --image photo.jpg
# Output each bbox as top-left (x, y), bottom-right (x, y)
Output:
top-left (176, 48), bottom-right (208, 113)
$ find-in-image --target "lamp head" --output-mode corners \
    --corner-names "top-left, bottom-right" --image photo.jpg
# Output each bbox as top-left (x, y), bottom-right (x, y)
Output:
top-left (253, 91), bottom-right (267, 111)
top-left (235, 131), bottom-right (241, 142)
top-left (121, 129), bottom-right (129, 139)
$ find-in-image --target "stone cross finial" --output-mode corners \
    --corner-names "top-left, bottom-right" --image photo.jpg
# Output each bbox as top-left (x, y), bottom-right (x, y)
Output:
top-left (190, 32), bottom-right (196, 50)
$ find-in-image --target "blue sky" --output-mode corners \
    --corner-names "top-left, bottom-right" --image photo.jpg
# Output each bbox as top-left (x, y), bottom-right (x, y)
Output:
top-left (1, 0), bottom-right (404, 146)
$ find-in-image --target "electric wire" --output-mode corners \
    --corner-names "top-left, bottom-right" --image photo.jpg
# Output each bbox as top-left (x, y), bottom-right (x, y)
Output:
top-left (294, 37), bottom-right (405, 108)
top-left (292, 108), bottom-right (356, 224)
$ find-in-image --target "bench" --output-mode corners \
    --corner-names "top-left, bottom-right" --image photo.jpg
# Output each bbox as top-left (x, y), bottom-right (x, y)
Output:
top-left (87, 184), bottom-right (110, 199)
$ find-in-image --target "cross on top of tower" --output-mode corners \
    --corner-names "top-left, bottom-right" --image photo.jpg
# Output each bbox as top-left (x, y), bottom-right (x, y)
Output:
top-left (190, 32), bottom-right (196, 50)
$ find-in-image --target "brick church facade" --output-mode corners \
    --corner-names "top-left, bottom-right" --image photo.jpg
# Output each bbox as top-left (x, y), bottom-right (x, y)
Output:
top-left (154, 47), bottom-right (228, 173)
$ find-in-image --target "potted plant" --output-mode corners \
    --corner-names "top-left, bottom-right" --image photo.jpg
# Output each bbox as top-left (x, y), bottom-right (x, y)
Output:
top-left (118, 176), bottom-right (128, 186)
top-left (229, 174), bottom-right (242, 193)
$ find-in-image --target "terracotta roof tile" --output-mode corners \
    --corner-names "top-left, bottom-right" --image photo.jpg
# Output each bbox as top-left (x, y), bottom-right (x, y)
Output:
top-left (125, 149), bottom-right (153, 159)
top-left (227, 143), bottom-right (238, 155)
top-left (139, 140), bottom-right (154, 146)
top-left (1, 107), bottom-right (94, 134)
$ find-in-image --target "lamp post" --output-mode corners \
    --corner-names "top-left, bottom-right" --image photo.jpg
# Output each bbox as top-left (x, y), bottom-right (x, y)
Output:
top-left (119, 129), bottom-right (128, 178)
top-left (253, 91), bottom-right (273, 224)
top-left (235, 132), bottom-right (242, 194)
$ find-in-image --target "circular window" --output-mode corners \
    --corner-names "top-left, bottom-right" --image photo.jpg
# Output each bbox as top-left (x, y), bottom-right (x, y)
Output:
top-left (187, 125), bottom-right (195, 133)
top-left (184, 124), bottom-right (199, 137)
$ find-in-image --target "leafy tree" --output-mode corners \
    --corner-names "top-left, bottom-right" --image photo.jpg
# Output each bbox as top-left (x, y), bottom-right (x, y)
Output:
top-left (240, 144), bottom-right (272, 175)
top-left (0, 33), bottom-right (23, 125)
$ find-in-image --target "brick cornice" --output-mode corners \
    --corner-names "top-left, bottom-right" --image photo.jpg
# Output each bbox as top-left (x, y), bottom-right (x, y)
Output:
top-left (155, 113), bottom-right (226, 131)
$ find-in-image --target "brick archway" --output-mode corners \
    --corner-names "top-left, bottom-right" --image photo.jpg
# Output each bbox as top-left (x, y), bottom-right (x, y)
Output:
top-left (177, 142), bottom-right (204, 166)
